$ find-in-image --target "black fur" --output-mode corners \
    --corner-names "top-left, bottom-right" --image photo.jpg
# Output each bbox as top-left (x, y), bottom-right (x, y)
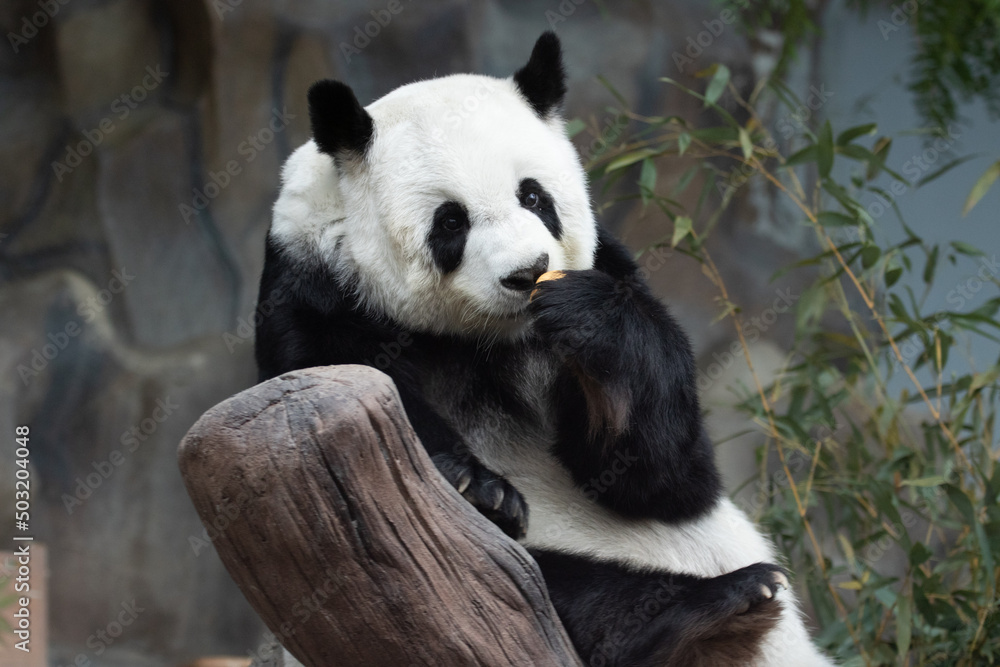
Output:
top-left (519, 177), bottom-right (563, 239)
top-left (427, 201), bottom-right (471, 274)
top-left (513, 31), bottom-right (567, 118)
top-left (308, 79), bottom-right (374, 157)
top-left (530, 227), bottom-right (721, 522)
top-left (530, 550), bottom-right (784, 667)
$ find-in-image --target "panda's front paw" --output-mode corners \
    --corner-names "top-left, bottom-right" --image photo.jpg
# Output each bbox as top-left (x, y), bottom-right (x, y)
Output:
top-left (528, 269), bottom-right (622, 361)
top-left (431, 452), bottom-right (528, 539)
top-left (697, 562), bottom-right (789, 618)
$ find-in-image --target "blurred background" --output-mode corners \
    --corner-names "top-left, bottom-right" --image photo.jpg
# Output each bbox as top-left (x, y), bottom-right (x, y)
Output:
top-left (1, 0), bottom-right (997, 664)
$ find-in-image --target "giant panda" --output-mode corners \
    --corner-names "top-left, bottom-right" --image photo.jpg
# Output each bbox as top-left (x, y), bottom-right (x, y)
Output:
top-left (255, 32), bottom-right (835, 667)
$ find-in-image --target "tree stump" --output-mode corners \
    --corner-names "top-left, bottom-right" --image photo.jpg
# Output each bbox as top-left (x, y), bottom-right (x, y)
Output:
top-left (178, 365), bottom-right (582, 667)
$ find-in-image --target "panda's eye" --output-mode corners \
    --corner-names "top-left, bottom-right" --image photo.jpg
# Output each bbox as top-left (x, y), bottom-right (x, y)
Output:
top-left (518, 178), bottom-right (562, 239)
top-left (433, 201), bottom-right (469, 236)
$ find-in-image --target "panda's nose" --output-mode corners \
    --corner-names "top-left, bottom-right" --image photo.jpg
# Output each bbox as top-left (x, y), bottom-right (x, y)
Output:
top-left (501, 253), bottom-right (549, 292)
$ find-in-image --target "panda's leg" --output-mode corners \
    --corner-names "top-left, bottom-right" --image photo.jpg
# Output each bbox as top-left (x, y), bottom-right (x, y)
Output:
top-left (393, 381), bottom-right (529, 539)
top-left (530, 549), bottom-right (786, 667)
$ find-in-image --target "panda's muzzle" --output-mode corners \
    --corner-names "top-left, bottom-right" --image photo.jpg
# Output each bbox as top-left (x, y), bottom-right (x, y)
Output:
top-left (500, 253), bottom-right (549, 292)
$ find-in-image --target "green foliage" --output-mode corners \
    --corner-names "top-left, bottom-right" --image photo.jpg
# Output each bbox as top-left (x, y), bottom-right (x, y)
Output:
top-left (724, 0), bottom-right (1000, 134)
top-left (889, 0), bottom-right (1000, 135)
top-left (586, 68), bottom-right (1000, 665)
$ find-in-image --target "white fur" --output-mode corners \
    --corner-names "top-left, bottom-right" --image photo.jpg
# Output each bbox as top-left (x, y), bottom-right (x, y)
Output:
top-left (496, 449), bottom-right (832, 667)
top-left (272, 70), bottom-right (834, 666)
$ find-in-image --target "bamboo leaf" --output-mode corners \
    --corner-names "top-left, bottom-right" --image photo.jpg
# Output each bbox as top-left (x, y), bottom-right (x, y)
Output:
top-left (909, 542), bottom-right (932, 566)
top-left (704, 64), bottom-right (731, 106)
top-left (923, 245), bottom-right (939, 284)
top-left (897, 592), bottom-right (912, 657)
top-left (862, 245), bottom-right (881, 269)
top-left (605, 149), bottom-right (660, 173)
top-left (678, 132), bottom-right (692, 157)
top-left (917, 154), bottom-right (978, 187)
top-left (739, 127), bottom-right (753, 160)
top-left (785, 144), bottom-right (818, 167)
top-left (639, 158), bottom-right (657, 205)
top-left (950, 240), bottom-right (985, 257)
top-left (671, 215), bottom-right (693, 248)
top-left (962, 160), bottom-right (1000, 216)
top-left (836, 123), bottom-right (877, 145)
top-left (817, 211), bottom-right (857, 227)
top-left (885, 265), bottom-right (903, 287)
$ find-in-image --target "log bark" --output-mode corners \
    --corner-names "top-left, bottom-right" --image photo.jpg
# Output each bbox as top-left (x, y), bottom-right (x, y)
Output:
top-left (178, 365), bottom-right (582, 667)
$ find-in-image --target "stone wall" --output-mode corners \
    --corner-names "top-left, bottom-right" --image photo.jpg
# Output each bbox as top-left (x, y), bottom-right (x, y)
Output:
top-left (0, 1), bottom-right (809, 663)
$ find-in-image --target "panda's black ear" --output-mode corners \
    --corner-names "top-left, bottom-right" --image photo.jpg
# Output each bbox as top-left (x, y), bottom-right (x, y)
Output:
top-left (513, 32), bottom-right (567, 118)
top-left (307, 79), bottom-right (374, 158)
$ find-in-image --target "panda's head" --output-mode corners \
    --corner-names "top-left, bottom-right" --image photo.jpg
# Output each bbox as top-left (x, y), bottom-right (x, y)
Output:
top-left (271, 32), bottom-right (597, 337)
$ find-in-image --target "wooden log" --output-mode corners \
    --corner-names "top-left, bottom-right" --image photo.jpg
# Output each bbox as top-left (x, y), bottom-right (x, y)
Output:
top-left (178, 365), bottom-right (582, 667)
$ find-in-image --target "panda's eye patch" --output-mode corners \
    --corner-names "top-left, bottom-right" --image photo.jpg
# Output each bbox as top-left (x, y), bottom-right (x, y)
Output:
top-left (429, 200), bottom-right (470, 274)
top-left (517, 178), bottom-right (562, 240)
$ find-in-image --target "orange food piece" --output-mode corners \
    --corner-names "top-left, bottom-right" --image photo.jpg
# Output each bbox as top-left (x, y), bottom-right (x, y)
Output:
top-left (530, 270), bottom-right (566, 301)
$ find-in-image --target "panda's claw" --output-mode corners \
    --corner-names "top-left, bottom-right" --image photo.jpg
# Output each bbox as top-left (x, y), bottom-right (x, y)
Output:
top-left (431, 451), bottom-right (528, 540)
top-left (694, 562), bottom-right (787, 619)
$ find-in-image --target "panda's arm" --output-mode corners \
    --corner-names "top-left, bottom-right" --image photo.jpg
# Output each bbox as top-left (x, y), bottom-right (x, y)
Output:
top-left (531, 225), bottom-right (721, 523)
top-left (254, 236), bottom-right (528, 537)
